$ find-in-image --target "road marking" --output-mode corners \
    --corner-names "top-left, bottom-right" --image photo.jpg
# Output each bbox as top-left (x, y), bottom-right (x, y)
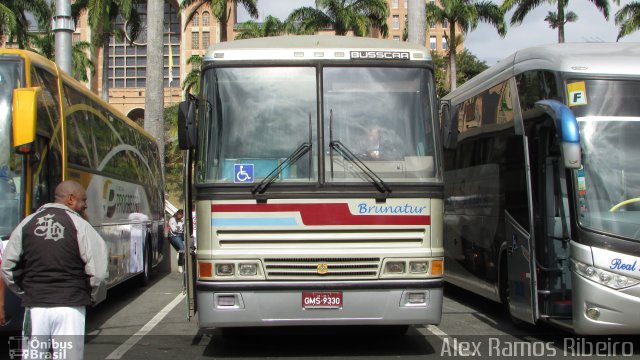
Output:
top-left (425, 324), bottom-right (471, 356)
top-left (105, 293), bottom-right (185, 359)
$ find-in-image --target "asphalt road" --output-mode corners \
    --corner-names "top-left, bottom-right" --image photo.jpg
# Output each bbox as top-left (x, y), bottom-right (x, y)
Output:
top-left (4, 271), bottom-right (640, 359)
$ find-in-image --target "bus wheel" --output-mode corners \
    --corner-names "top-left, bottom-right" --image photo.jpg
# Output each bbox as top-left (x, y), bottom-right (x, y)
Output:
top-left (138, 240), bottom-right (152, 287)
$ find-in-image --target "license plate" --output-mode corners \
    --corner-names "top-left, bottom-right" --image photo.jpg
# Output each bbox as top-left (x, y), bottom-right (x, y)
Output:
top-left (302, 291), bottom-right (343, 309)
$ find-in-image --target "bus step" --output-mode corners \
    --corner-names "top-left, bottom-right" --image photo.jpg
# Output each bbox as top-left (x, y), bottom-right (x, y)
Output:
top-left (552, 299), bottom-right (572, 316)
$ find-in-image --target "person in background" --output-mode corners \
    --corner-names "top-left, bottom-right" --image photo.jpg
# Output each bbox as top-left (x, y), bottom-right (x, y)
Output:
top-left (1, 180), bottom-right (108, 360)
top-left (168, 209), bottom-right (185, 272)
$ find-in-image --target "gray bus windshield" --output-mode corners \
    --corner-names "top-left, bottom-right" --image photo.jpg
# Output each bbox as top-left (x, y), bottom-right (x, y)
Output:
top-left (197, 65), bottom-right (439, 186)
top-left (0, 59), bottom-right (23, 238)
top-left (571, 78), bottom-right (640, 240)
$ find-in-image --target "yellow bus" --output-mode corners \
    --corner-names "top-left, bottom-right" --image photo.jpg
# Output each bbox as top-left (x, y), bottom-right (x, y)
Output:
top-left (0, 49), bottom-right (165, 333)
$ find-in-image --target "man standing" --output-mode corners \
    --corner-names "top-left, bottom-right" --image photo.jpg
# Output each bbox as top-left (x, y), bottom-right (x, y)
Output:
top-left (2, 180), bottom-right (108, 360)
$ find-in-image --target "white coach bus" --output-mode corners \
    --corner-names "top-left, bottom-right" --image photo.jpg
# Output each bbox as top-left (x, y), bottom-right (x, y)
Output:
top-left (440, 43), bottom-right (640, 334)
top-left (178, 35), bottom-right (444, 334)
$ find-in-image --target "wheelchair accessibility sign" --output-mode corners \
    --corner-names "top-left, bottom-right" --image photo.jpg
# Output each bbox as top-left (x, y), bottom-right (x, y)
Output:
top-left (234, 164), bottom-right (254, 183)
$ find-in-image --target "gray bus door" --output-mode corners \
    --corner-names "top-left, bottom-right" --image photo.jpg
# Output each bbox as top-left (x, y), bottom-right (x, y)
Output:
top-left (504, 135), bottom-right (538, 325)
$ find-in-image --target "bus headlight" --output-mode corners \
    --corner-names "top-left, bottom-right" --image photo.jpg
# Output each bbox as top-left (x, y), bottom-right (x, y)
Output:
top-left (410, 261), bottom-right (429, 274)
top-left (216, 263), bottom-right (235, 276)
top-left (571, 259), bottom-right (640, 289)
top-left (200, 261), bottom-right (265, 280)
top-left (385, 261), bottom-right (406, 274)
top-left (239, 263), bottom-right (258, 276)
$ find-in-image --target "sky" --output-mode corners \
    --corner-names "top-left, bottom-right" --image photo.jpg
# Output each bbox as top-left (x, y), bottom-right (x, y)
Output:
top-left (239, 0), bottom-right (640, 65)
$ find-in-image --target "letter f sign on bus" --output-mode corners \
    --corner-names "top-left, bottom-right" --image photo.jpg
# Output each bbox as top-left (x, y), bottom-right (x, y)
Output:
top-left (568, 81), bottom-right (588, 106)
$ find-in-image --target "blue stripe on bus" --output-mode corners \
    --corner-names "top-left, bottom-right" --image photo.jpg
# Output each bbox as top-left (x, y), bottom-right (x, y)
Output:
top-left (212, 218), bottom-right (298, 226)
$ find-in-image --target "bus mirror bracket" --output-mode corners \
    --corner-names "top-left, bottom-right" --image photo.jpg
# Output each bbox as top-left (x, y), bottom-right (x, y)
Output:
top-left (535, 99), bottom-right (581, 169)
top-left (178, 96), bottom-right (198, 150)
top-left (440, 101), bottom-right (456, 149)
top-left (12, 87), bottom-right (40, 154)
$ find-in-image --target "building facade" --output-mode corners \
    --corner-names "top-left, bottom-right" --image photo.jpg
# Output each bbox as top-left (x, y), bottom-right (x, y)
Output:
top-left (69, 0), bottom-right (458, 120)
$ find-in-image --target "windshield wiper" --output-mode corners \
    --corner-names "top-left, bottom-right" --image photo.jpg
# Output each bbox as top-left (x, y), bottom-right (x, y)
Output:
top-left (329, 140), bottom-right (392, 195)
top-left (252, 142), bottom-right (312, 196)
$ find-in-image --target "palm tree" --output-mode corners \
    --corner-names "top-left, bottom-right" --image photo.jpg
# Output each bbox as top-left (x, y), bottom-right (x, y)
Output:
top-left (0, 0), bottom-right (50, 49)
top-left (144, 0), bottom-right (165, 168)
top-left (83, 0), bottom-right (141, 101)
top-left (235, 15), bottom-right (287, 39)
top-left (180, 0), bottom-right (258, 42)
top-left (501, 0), bottom-right (614, 43)
top-left (427, 0), bottom-right (506, 90)
top-left (71, 41), bottom-right (96, 82)
top-left (286, 0), bottom-right (389, 37)
top-left (182, 55), bottom-right (203, 95)
top-left (615, 1), bottom-right (640, 40)
top-left (0, 4), bottom-right (18, 44)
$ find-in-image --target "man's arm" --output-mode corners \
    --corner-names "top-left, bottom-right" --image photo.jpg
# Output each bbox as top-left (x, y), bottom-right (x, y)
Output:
top-left (1, 221), bottom-right (28, 297)
top-left (74, 217), bottom-right (109, 305)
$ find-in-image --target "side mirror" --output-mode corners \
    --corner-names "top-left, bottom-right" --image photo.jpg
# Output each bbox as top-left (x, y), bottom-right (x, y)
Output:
top-left (178, 99), bottom-right (197, 150)
top-left (12, 87), bottom-right (40, 154)
top-left (535, 99), bottom-right (582, 169)
top-left (440, 101), bottom-right (457, 149)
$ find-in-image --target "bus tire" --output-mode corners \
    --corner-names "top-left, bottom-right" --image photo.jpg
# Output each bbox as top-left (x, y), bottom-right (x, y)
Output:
top-left (138, 239), bottom-right (152, 287)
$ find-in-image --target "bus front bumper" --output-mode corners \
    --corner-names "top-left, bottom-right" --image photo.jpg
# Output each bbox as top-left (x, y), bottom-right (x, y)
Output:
top-left (195, 279), bottom-right (443, 328)
top-left (572, 272), bottom-right (640, 335)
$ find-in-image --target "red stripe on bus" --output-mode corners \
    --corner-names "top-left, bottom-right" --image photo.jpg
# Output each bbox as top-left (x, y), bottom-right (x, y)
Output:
top-left (211, 203), bottom-right (430, 226)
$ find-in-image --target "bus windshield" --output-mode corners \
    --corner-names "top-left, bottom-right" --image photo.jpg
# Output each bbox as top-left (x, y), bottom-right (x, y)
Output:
top-left (197, 67), bottom-right (318, 184)
top-left (197, 65), bottom-right (438, 185)
top-left (572, 80), bottom-right (640, 240)
top-left (0, 59), bottom-right (23, 239)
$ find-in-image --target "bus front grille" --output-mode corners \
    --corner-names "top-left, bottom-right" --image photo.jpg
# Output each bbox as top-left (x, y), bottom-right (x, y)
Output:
top-left (263, 257), bottom-right (381, 280)
top-left (216, 229), bottom-right (426, 249)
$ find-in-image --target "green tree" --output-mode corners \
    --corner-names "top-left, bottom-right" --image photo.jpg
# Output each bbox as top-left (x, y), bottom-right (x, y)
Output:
top-left (164, 104), bottom-right (184, 203)
top-left (182, 54), bottom-right (203, 95)
top-left (82, 0), bottom-right (141, 101)
top-left (22, 25), bottom-right (96, 83)
top-left (180, 0), bottom-right (258, 42)
top-left (431, 51), bottom-right (449, 98)
top-left (456, 48), bottom-right (488, 85)
top-left (501, 0), bottom-right (615, 43)
top-left (0, 0), bottom-right (50, 48)
top-left (615, 1), bottom-right (640, 40)
top-left (71, 41), bottom-right (96, 82)
top-left (286, 0), bottom-right (389, 37)
top-left (235, 15), bottom-right (287, 39)
top-left (427, 0), bottom-right (505, 90)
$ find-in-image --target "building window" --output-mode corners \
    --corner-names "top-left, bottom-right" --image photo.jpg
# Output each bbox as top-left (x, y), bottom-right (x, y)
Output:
top-left (202, 11), bottom-right (210, 26)
top-left (192, 32), bottom-right (199, 49)
top-left (202, 32), bottom-right (210, 49)
top-left (392, 15), bottom-right (400, 30)
top-left (429, 20), bottom-right (436, 29)
top-left (430, 36), bottom-right (436, 50)
top-left (404, 0), bottom-right (407, 9)
top-left (442, 37), bottom-right (448, 50)
top-left (72, 33), bottom-right (80, 44)
top-left (393, 35), bottom-right (400, 41)
top-left (192, 13), bottom-right (199, 26)
top-left (392, 0), bottom-right (398, 9)
top-left (442, 19), bottom-right (448, 29)
top-left (109, 1), bottom-right (180, 89)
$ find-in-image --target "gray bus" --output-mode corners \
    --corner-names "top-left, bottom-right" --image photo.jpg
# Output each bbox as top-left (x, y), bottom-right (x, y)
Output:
top-left (440, 43), bottom-right (640, 334)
